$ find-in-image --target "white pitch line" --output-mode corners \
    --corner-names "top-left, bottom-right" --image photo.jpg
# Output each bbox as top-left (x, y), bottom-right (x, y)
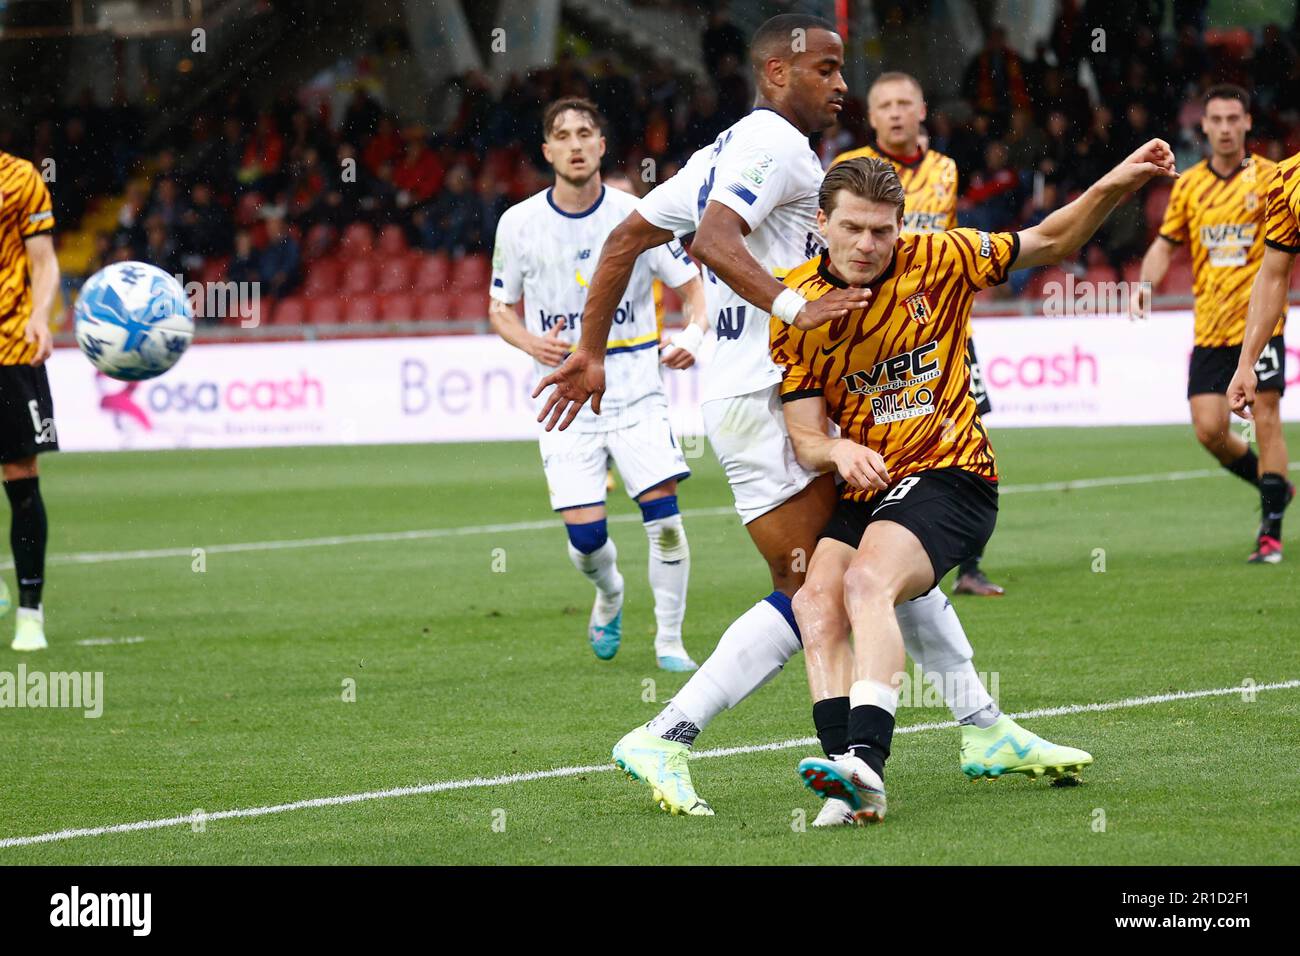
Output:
top-left (74, 636), bottom-right (147, 647)
top-left (6, 461), bottom-right (1294, 572)
top-left (1, 678), bottom-right (1294, 851)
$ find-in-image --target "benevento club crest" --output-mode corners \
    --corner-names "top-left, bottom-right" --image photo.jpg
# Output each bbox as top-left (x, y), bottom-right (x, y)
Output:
top-left (905, 292), bottom-right (932, 326)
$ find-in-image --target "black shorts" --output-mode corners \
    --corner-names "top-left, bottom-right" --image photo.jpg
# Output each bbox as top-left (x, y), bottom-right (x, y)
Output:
top-left (0, 363), bottom-right (59, 463)
top-left (818, 467), bottom-right (999, 588)
top-left (1188, 334), bottom-right (1286, 398)
top-left (966, 338), bottom-right (992, 415)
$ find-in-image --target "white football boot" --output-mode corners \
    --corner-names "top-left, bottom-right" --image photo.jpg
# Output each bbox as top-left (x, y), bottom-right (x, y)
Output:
top-left (12, 605), bottom-right (47, 651)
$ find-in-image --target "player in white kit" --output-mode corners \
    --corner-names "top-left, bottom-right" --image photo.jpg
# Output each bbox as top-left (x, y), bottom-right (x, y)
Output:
top-left (537, 16), bottom-right (1072, 822)
top-left (489, 98), bottom-right (708, 671)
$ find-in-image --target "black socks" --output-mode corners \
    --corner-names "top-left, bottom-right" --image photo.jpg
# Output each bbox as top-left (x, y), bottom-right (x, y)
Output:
top-left (812, 697), bottom-right (849, 759)
top-left (847, 705), bottom-right (894, 780)
top-left (815, 695), bottom-right (894, 779)
top-left (1225, 449), bottom-right (1260, 487)
top-left (4, 477), bottom-right (46, 609)
top-left (1259, 472), bottom-right (1290, 539)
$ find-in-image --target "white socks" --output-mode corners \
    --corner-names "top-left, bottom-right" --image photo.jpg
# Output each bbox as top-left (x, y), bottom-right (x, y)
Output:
top-left (850, 678), bottom-right (899, 717)
top-left (567, 538), bottom-right (623, 623)
top-left (643, 513), bottom-right (689, 652)
top-left (895, 587), bottom-right (998, 724)
top-left (666, 594), bottom-right (801, 733)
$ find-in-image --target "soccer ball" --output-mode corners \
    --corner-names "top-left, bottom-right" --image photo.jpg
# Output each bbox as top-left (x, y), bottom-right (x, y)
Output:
top-left (74, 261), bottom-right (194, 381)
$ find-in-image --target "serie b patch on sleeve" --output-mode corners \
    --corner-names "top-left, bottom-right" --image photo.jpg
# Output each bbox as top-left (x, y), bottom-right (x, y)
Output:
top-left (905, 291), bottom-right (932, 326)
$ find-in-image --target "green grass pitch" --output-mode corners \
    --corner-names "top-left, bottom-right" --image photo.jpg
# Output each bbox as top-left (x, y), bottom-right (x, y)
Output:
top-left (0, 423), bottom-right (1297, 864)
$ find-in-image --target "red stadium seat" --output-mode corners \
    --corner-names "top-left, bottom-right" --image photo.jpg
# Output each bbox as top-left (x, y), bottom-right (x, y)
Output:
top-left (451, 295), bottom-right (488, 321)
top-left (413, 253), bottom-right (451, 293)
top-left (1022, 265), bottom-right (1071, 300)
top-left (272, 296), bottom-right (306, 325)
top-left (377, 225), bottom-right (409, 255)
top-left (449, 253), bottom-right (490, 291)
top-left (343, 295), bottom-right (381, 324)
top-left (1084, 265), bottom-right (1123, 288)
top-left (341, 259), bottom-right (377, 295)
top-left (303, 223), bottom-right (336, 262)
top-left (376, 256), bottom-right (415, 293)
top-left (380, 294), bottom-right (416, 322)
top-left (341, 222), bottom-right (374, 255)
top-left (308, 297), bottom-right (344, 325)
top-left (237, 295), bottom-right (274, 328)
top-left (197, 256), bottom-right (229, 285)
top-left (1144, 182), bottom-right (1173, 238)
top-left (304, 258), bottom-right (341, 295)
top-left (416, 294), bottom-right (455, 322)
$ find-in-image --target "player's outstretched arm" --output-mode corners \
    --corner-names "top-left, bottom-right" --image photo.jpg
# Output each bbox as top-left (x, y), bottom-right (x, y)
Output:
top-left (783, 395), bottom-right (890, 492)
top-left (661, 275), bottom-right (708, 370)
top-left (694, 202), bottom-right (873, 330)
top-left (1229, 245), bottom-right (1294, 415)
top-left (23, 234), bottom-right (58, 365)
top-left (533, 210), bottom-right (675, 430)
top-left (1015, 139), bottom-right (1178, 272)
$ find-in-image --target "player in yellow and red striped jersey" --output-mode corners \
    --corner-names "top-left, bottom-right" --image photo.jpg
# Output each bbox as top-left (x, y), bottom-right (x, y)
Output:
top-left (1138, 84), bottom-right (1293, 564)
top-left (1230, 145), bottom-right (1300, 559)
top-left (0, 149), bottom-right (60, 651)
top-left (831, 71), bottom-right (1004, 596)
top-left (778, 142), bottom-right (1175, 821)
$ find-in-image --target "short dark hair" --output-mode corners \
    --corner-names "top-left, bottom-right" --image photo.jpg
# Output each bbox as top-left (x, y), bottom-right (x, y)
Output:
top-left (542, 97), bottom-right (604, 139)
top-left (820, 157), bottom-right (906, 218)
top-left (1204, 83), bottom-right (1251, 112)
top-left (749, 13), bottom-right (837, 72)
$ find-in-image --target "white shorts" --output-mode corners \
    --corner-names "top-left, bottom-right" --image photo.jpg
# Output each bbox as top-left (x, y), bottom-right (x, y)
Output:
top-left (702, 384), bottom-right (821, 525)
top-left (538, 397), bottom-right (690, 511)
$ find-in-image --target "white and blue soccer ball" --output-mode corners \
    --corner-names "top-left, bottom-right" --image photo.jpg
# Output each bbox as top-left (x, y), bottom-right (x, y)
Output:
top-left (74, 261), bottom-right (194, 381)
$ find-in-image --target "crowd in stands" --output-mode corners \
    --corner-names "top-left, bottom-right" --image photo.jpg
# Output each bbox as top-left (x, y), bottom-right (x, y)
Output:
top-left (8, 2), bottom-right (1300, 324)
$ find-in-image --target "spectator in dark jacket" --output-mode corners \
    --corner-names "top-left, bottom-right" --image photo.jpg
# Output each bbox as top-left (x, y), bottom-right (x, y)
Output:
top-left (143, 218), bottom-right (181, 276)
top-left (418, 165), bottom-right (484, 254)
top-left (228, 230), bottom-right (259, 286)
top-left (258, 216), bottom-right (300, 297)
top-left (960, 140), bottom-right (1020, 232)
top-left (179, 182), bottom-right (232, 267)
top-left (961, 26), bottom-right (1031, 123)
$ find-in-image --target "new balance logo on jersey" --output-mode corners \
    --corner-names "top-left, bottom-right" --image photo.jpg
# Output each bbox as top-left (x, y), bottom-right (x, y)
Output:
top-left (576, 248), bottom-right (592, 260)
top-left (716, 305), bottom-right (746, 340)
top-left (842, 342), bottom-right (940, 396)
